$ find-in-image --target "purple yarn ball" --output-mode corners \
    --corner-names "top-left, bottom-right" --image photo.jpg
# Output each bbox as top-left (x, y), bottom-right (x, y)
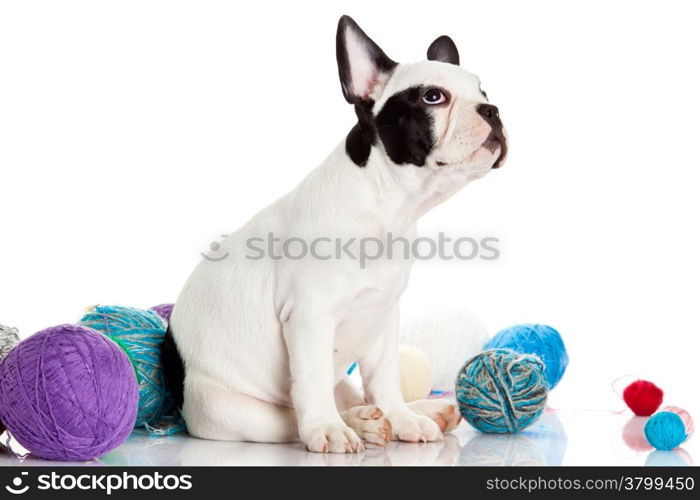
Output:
top-left (0, 324), bottom-right (139, 461)
top-left (150, 303), bottom-right (174, 323)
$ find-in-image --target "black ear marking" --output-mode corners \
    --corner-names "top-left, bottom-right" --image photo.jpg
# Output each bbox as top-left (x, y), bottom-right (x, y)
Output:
top-left (337, 16), bottom-right (397, 166)
top-left (345, 102), bottom-right (377, 167)
top-left (336, 15), bottom-right (397, 104)
top-left (427, 35), bottom-right (460, 65)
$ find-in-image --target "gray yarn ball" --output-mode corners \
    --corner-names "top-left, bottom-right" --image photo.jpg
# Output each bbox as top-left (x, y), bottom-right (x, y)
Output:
top-left (0, 324), bottom-right (20, 362)
top-left (0, 323), bottom-right (21, 436)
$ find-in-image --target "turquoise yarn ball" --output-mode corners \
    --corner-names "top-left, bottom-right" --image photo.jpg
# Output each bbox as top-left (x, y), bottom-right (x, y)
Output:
top-left (456, 349), bottom-right (548, 434)
top-left (484, 324), bottom-right (568, 389)
top-left (644, 410), bottom-right (692, 451)
top-left (79, 305), bottom-right (174, 428)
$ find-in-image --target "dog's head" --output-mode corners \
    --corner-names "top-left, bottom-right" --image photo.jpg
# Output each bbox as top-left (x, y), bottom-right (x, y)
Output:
top-left (337, 16), bottom-right (507, 178)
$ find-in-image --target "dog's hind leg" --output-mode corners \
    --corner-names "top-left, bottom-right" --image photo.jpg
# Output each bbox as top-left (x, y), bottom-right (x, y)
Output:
top-left (183, 373), bottom-right (298, 443)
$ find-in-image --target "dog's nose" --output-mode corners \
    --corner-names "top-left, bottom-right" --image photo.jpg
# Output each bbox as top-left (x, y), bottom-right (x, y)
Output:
top-left (476, 103), bottom-right (501, 129)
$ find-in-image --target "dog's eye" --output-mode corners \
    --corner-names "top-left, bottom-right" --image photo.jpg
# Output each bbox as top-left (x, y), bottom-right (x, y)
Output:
top-left (422, 88), bottom-right (447, 105)
top-left (480, 88), bottom-right (488, 99)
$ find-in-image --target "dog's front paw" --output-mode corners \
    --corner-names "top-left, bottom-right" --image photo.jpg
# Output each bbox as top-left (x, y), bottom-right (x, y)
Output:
top-left (301, 421), bottom-right (364, 454)
top-left (388, 411), bottom-right (443, 443)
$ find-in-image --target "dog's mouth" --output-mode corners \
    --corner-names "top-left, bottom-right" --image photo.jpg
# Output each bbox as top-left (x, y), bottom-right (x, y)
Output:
top-left (434, 130), bottom-right (508, 169)
top-left (483, 130), bottom-right (507, 169)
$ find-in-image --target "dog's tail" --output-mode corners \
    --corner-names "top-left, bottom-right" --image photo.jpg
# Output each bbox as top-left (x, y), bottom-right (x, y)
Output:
top-left (161, 325), bottom-right (185, 409)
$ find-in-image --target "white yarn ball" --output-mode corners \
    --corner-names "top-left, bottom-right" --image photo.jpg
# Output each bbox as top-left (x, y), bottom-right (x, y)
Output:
top-left (399, 344), bottom-right (434, 402)
top-left (400, 305), bottom-right (489, 391)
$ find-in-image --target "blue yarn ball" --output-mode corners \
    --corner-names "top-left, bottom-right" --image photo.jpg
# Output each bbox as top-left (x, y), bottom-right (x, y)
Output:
top-left (644, 411), bottom-right (690, 451)
top-left (79, 305), bottom-right (174, 428)
top-left (456, 349), bottom-right (548, 434)
top-left (484, 324), bottom-right (568, 389)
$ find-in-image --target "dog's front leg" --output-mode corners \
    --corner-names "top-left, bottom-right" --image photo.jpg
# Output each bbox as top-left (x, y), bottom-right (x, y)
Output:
top-left (358, 305), bottom-right (443, 442)
top-left (283, 309), bottom-right (364, 453)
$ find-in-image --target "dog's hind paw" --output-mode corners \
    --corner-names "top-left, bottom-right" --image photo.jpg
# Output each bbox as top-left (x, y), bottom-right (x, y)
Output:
top-left (407, 399), bottom-right (462, 433)
top-left (340, 405), bottom-right (393, 447)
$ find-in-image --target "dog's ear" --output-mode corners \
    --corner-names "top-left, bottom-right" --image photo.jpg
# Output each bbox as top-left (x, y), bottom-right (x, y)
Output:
top-left (336, 15), bottom-right (397, 105)
top-left (427, 35), bottom-right (460, 66)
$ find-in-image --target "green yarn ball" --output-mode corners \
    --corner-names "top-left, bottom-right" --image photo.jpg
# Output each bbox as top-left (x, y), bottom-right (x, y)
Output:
top-left (79, 305), bottom-right (174, 429)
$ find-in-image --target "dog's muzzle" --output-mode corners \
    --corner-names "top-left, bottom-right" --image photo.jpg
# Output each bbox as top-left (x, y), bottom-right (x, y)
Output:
top-left (477, 103), bottom-right (507, 169)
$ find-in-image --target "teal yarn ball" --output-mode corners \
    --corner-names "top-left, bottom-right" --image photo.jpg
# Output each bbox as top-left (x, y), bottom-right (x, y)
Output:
top-left (644, 407), bottom-right (693, 451)
top-left (484, 324), bottom-right (568, 389)
top-left (456, 349), bottom-right (548, 434)
top-left (79, 305), bottom-right (174, 429)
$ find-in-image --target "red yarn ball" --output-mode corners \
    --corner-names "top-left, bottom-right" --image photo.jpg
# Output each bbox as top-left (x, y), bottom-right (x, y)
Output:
top-left (623, 380), bottom-right (663, 416)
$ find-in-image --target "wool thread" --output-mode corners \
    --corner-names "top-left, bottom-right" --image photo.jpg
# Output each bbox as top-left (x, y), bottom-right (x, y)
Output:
top-left (79, 305), bottom-right (172, 427)
top-left (456, 349), bottom-right (548, 433)
top-left (0, 324), bottom-right (20, 362)
top-left (484, 324), bottom-right (568, 389)
top-left (0, 324), bottom-right (138, 461)
top-left (644, 406), bottom-right (694, 451)
top-left (79, 305), bottom-right (185, 435)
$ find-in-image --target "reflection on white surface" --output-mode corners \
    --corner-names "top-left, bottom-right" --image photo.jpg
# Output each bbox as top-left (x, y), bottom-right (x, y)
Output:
top-left (645, 449), bottom-right (693, 467)
top-left (622, 416), bottom-right (653, 452)
top-left (1, 429), bottom-right (462, 467)
top-left (459, 434), bottom-right (545, 466)
top-left (458, 411), bottom-right (567, 466)
top-left (0, 409), bottom-right (694, 466)
top-left (170, 434), bottom-right (463, 467)
top-left (85, 432), bottom-right (465, 467)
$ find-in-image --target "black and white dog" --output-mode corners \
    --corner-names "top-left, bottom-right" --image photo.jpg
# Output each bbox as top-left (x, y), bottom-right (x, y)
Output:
top-left (166, 16), bottom-right (507, 453)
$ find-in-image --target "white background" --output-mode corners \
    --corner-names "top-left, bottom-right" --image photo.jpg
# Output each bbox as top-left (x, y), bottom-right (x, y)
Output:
top-left (1, 0), bottom-right (699, 463)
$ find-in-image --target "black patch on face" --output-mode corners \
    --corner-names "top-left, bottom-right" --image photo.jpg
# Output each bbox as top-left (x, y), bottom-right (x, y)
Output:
top-left (374, 86), bottom-right (435, 167)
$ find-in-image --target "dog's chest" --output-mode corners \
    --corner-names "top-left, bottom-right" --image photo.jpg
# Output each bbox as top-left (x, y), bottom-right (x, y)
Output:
top-left (333, 258), bottom-right (411, 366)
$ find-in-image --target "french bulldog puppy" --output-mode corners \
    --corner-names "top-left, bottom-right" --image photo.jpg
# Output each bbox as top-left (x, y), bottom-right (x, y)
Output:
top-left (166, 15), bottom-right (507, 453)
